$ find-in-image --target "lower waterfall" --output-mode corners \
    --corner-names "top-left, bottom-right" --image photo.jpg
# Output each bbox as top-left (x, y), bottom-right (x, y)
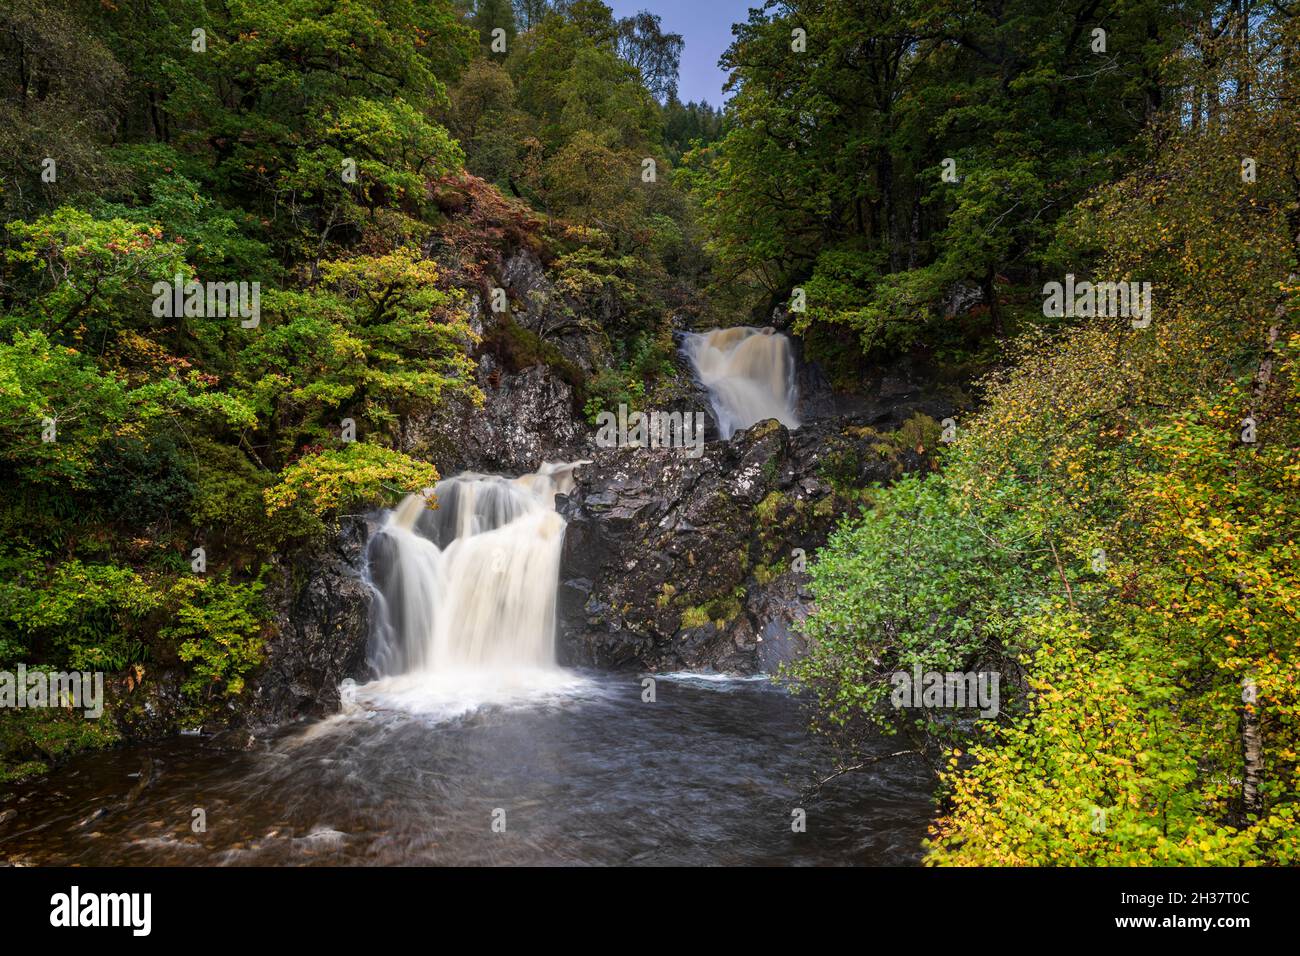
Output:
top-left (358, 461), bottom-right (587, 707)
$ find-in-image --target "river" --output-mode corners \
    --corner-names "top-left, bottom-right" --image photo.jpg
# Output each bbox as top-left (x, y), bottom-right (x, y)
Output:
top-left (0, 672), bottom-right (932, 866)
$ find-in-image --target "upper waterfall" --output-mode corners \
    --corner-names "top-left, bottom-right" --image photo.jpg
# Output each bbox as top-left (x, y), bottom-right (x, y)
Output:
top-left (680, 326), bottom-right (800, 439)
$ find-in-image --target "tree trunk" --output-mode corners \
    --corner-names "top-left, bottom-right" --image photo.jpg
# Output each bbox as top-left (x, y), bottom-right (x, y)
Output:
top-left (1241, 676), bottom-right (1262, 818)
top-left (878, 153), bottom-right (896, 271)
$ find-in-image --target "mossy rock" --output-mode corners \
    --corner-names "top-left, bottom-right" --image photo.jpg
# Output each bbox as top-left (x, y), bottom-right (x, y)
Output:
top-left (679, 605), bottom-right (711, 629)
top-left (755, 491), bottom-right (784, 524)
top-left (482, 315), bottom-right (587, 399)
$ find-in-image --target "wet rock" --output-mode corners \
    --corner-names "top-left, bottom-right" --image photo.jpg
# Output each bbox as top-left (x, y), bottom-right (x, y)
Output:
top-left (557, 412), bottom-right (935, 675)
top-left (247, 516), bottom-right (375, 728)
top-left (500, 248), bottom-right (610, 375)
top-left (747, 570), bottom-right (815, 673)
top-left (943, 281), bottom-right (985, 319)
top-left (234, 312), bottom-right (959, 715)
top-left (412, 363), bottom-right (588, 475)
top-left (113, 668), bottom-right (187, 741)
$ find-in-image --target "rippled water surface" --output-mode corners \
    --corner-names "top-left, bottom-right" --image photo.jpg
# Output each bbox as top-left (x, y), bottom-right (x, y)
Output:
top-left (0, 673), bottom-right (932, 866)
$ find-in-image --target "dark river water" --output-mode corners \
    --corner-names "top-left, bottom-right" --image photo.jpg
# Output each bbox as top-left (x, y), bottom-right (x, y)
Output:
top-left (0, 672), bottom-right (933, 866)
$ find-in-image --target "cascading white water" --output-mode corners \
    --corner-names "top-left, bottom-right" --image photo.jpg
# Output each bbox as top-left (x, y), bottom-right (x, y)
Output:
top-left (352, 329), bottom-right (797, 712)
top-left (357, 461), bottom-right (587, 710)
top-left (680, 326), bottom-right (800, 439)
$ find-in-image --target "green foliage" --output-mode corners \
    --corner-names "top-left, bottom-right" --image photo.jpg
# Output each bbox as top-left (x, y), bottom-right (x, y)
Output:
top-left (485, 314), bottom-right (587, 397)
top-left (4, 208), bottom-right (187, 346)
top-left (796, 20), bottom-right (1300, 864)
top-left (187, 439), bottom-right (319, 551)
top-left (0, 0), bottom-right (492, 778)
top-left (679, 605), bottom-right (711, 629)
top-left (0, 324), bottom-right (255, 499)
top-left (450, 59), bottom-right (533, 186)
top-left (0, 0), bottom-right (127, 220)
top-left (662, 98), bottom-right (725, 165)
top-left (89, 430), bottom-right (195, 528)
top-left (163, 0), bottom-right (473, 254)
top-left (264, 443), bottom-right (440, 518)
top-left (472, 0), bottom-right (517, 51)
top-left (796, 250), bottom-right (955, 355)
top-left (686, 0), bottom-right (1199, 342)
top-left (97, 167), bottom-right (277, 281)
top-left (0, 330), bottom-right (131, 489)
top-left (0, 557), bottom-right (159, 671)
top-left (580, 328), bottom-right (675, 423)
top-left (583, 370), bottom-right (644, 424)
top-left (551, 246), bottom-right (672, 343)
top-left (161, 573), bottom-right (269, 697)
top-left (465, 0), bottom-right (691, 263)
top-left (235, 247), bottom-right (481, 461)
top-left (0, 706), bottom-right (122, 784)
top-left (929, 609), bottom-right (1299, 865)
top-left (0, 0), bottom-right (1294, 876)
top-left (787, 474), bottom-right (1049, 749)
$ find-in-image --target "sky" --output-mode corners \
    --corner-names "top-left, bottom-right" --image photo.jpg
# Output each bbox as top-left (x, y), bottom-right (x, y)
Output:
top-left (603, 0), bottom-right (758, 106)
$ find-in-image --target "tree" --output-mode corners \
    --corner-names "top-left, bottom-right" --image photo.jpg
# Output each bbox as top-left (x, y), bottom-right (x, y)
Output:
top-left (450, 59), bottom-right (534, 186)
top-left (512, 0), bottom-right (554, 29)
top-left (615, 10), bottom-right (684, 102)
top-left (0, 0), bottom-right (126, 218)
top-left (473, 0), bottom-right (517, 50)
top-left (688, 0), bottom-right (1202, 353)
top-left (162, 0), bottom-right (473, 257)
top-left (796, 9), bottom-right (1300, 863)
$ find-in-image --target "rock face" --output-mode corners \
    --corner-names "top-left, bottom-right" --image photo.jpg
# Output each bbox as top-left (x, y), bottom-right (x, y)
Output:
top-left (110, 518), bottom-right (376, 743)
top-left (408, 360), bottom-right (586, 475)
top-left (252, 360), bottom-right (955, 704)
top-left (499, 248), bottom-right (612, 375)
top-left (769, 302), bottom-right (971, 426)
top-left (234, 348), bottom-right (956, 722)
top-left (236, 247), bottom-right (606, 730)
top-left (400, 248), bottom-right (605, 474)
top-left (556, 408), bottom-right (945, 675)
top-left (247, 516), bottom-right (376, 728)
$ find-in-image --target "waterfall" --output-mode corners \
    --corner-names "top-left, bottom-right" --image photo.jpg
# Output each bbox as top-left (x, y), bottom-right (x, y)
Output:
top-left (359, 461), bottom-right (587, 705)
top-left (681, 326), bottom-right (800, 439)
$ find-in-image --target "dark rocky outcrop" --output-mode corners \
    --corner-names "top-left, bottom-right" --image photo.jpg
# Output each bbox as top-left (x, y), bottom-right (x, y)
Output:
top-left (111, 518), bottom-right (377, 743)
top-left (791, 334), bottom-right (967, 426)
top-left (105, 515), bottom-right (375, 744)
top-left (246, 516), bottom-right (376, 728)
top-left (399, 248), bottom-right (603, 474)
top-left (407, 359), bottom-right (587, 475)
top-left (768, 301), bottom-right (973, 426)
top-left (499, 249), bottom-right (611, 375)
top-left (556, 405), bottom-right (949, 675)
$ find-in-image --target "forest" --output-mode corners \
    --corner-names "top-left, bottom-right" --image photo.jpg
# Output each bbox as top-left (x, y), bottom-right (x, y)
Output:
top-left (0, 0), bottom-right (1296, 868)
